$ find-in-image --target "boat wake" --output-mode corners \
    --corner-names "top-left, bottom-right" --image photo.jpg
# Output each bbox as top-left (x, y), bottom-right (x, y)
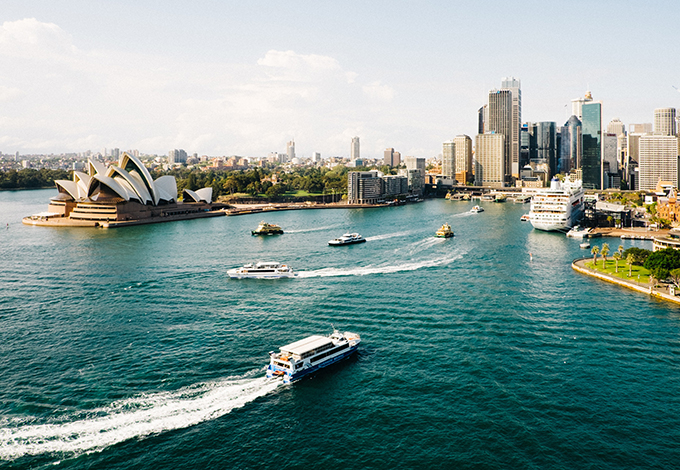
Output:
top-left (0, 374), bottom-right (280, 461)
top-left (364, 230), bottom-right (413, 242)
top-left (394, 236), bottom-right (446, 256)
top-left (297, 250), bottom-right (464, 278)
top-left (286, 225), bottom-right (339, 234)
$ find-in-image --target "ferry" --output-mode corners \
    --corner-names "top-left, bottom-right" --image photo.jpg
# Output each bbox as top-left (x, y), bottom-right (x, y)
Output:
top-left (252, 221), bottom-right (283, 235)
top-left (528, 175), bottom-right (584, 232)
top-left (328, 233), bottom-right (366, 246)
top-left (266, 329), bottom-right (361, 384)
top-left (435, 223), bottom-right (454, 238)
top-left (227, 262), bottom-right (296, 279)
top-left (471, 205), bottom-right (484, 213)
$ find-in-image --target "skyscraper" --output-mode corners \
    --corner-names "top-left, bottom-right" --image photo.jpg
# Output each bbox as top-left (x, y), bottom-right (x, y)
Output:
top-left (475, 133), bottom-right (505, 187)
top-left (571, 91), bottom-right (593, 120)
top-left (581, 100), bottom-right (603, 189)
top-left (559, 115), bottom-right (581, 173)
top-left (606, 118), bottom-right (626, 136)
top-left (442, 141), bottom-right (455, 178)
top-left (501, 77), bottom-right (522, 178)
top-left (351, 136), bottom-right (360, 160)
top-left (454, 134), bottom-right (473, 182)
top-left (384, 148), bottom-right (401, 166)
top-left (287, 140), bottom-right (295, 162)
top-left (488, 88), bottom-right (512, 184)
top-left (477, 105), bottom-right (487, 134)
top-left (638, 135), bottom-right (679, 190)
top-left (654, 108), bottom-right (677, 136)
top-left (534, 122), bottom-right (557, 177)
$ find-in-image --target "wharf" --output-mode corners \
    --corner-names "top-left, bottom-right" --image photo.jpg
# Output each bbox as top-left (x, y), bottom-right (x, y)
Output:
top-left (224, 201), bottom-right (407, 216)
top-left (23, 210), bottom-right (226, 228)
top-left (572, 258), bottom-right (680, 305)
top-left (589, 227), bottom-right (668, 240)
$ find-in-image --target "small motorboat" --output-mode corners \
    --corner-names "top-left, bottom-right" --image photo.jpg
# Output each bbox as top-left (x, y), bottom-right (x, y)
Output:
top-left (580, 242), bottom-right (591, 249)
top-left (471, 205), bottom-right (484, 213)
top-left (520, 214), bottom-right (530, 222)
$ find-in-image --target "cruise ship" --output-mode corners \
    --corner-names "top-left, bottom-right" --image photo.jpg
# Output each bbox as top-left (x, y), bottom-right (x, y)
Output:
top-left (528, 175), bottom-right (585, 231)
top-left (266, 329), bottom-right (361, 384)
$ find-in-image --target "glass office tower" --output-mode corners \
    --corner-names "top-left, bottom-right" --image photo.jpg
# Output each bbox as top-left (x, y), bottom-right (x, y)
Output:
top-left (581, 101), bottom-right (602, 189)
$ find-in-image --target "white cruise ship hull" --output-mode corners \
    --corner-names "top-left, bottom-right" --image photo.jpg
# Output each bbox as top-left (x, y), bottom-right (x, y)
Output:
top-left (528, 176), bottom-right (584, 232)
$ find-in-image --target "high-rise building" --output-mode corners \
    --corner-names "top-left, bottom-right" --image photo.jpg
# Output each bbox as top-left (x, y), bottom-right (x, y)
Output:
top-left (488, 88), bottom-right (512, 182)
top-left (581, 99), bottom-right (603, 189)
top-left (606, 118), bottom-right (626, 136)
top-left (475, 133), bottom-right (505, 187)
top-left (630, 123), bottom-right (653, 134)
top-left (534, 122), bottom-right (557, 177)
top-left (638, 135), bottom-right (679, 190)
top-left (454, 135), bottom-right (473, 182)
top-left (654, 108), bottom-right (677, 136)
top-left (442, 141), bottom-right (455, 179)
top-left (571, 91), bottom-right (593, 120)
top-left (477, 105), bottom-right (487, 134)
top-left (347, 171), bottom-right (383, 204)
top-left (603, 133), bottom-right (619, 189)
top-left (558, 115), bottom-right (581, 173)
top-left (351, 136), bottom-right (360, 160)
top-left (501, 77), bottom-right (521, 177)
top-left (384, 148), bottom-right (401, 166)
top-left (312, 152), bottom-right (321, 163)
top-left (404, 156), bottom-right (426, 177)
top-left (286, 141), bottom-right (295, 162)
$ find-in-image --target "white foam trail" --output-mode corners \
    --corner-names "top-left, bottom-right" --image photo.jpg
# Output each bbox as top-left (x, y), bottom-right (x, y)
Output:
top-left (0, 374), bottom-right (280, 460)
top-left (297, 250), bottom-right (463, 278)
top-left (365, 230), bottom-right (413, 242)
top-left (286, 225), bottom-right (339, 234)
top-left (394, 236), bottom-right (446, 255)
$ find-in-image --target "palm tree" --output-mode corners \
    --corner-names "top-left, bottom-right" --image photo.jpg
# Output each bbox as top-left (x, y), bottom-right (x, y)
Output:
top-left (627, 253), bottom-right (634, 277)
top-left (613, 251), bottom-right (621, 273)
top-left (618, 245), bottom-right (624, 255)
top-left (601, 243), bottom-right (610, 269)
top-left (591, 246), bottom-right (600, 267)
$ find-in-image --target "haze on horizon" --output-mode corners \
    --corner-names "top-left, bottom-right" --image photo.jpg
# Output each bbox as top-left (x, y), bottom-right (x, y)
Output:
top-left (1, 0), bottom-right (679, 159)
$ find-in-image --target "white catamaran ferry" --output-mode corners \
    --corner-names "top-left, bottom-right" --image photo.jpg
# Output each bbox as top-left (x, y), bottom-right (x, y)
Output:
top-left (227, 262), bottom-right (296, 279)
top-left (266, 329), bottom-right (361, 384)
top-left (529, 175), bottom-right (585, 232)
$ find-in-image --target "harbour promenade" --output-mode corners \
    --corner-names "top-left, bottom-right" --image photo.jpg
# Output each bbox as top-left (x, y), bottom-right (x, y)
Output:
top-left (572, 258), bottom-right (680, 305)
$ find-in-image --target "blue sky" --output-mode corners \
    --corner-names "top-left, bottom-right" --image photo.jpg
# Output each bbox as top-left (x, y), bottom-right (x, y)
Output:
top-left (1, 0), bottom-right (679, 158)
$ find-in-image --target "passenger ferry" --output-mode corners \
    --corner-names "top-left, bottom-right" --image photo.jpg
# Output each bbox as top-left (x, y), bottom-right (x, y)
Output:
top-left (328, 233), bottom-right (366, 246)
top-left (435, 223), bottom-right (454, 238)
top-left (252, 221), bottom-right (283, 235)
top-left (266, 329), bottom-right (361, 384)
top-left (529, 175), bottom-right (584, 232)
top-left (227, 262), bottom-right (296, 279)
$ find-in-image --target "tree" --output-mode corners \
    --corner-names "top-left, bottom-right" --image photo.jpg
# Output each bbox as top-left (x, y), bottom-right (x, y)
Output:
top-left (627, 253), bottom-right (634, 277)
top-left (622, 247), bottom-right (652, 265)
top-left (591, 246), bottom-right (600, 267)
top-left (643, 247), bottom-right (680, 281)
top-left (601, 243), bottom-right (610, 268)
top-left (669, 268), bottom-right (680, 287)
top-left (613, 251), bottom-right (621, 273)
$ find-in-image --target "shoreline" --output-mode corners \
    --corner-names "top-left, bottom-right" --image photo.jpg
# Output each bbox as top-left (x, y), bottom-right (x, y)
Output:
top-left (571, 258), bottom-right (680, 305)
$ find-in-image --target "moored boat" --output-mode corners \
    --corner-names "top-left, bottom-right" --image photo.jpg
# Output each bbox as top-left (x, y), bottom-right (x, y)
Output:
top-left (520, 214), bottom-right (530, 222)
top-left (252, 221), bottom-right (283, 235)
top-left (580, 241), bottom-right (591, 249)
top-left (266, 329), bottom-right (361, 384)
top-left (227, 262), bottom-right (296, 279)
top-left (328, 233), bottom-right (366, 246)
top-left (435, 223), bottom-right (454, 238)
top-left (529, 175), bottom-right (584, 231)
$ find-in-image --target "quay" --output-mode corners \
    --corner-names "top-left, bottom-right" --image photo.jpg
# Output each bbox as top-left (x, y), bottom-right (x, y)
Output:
top-left (224, 200), bottom-right (417, 216)
top-left (588, 227), bottom-right (669, 240)
top-left (572, 258), bottom-right (680, 305)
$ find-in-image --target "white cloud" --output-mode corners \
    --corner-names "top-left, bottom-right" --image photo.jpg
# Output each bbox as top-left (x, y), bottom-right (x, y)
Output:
top-left (362, 81), bottom-right (395, 102)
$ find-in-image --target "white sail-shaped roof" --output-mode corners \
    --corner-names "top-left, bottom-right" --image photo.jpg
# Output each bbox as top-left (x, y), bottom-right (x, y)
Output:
top-left (88, 173), bottom-right (132, 201)
top-left (54, 180), bottom-right (79, 200)
top-left (88, 158), bottom-right (107, 177)
top-left (153, 176), bottom-right (177, 203)
top-left (119, 153), bottom-right (157, 204)
top-left (183, 187), bottom-right (212, 203)
top-left (108, 165), bottom-right (153, 205)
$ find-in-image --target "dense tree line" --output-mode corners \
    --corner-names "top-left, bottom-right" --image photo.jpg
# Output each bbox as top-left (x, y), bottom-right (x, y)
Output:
top-left (150, 165), bottom-right (350, 200)
top-left (0, 169), bottom-right (71, 189)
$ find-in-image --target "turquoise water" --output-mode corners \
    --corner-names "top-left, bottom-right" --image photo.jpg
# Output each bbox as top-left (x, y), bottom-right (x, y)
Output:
top-left (1, 189), bottom-right (679, 469)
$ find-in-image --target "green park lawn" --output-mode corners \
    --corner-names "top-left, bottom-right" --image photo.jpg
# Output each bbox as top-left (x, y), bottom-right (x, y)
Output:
top-left (585, 258), bottom-right (651, 284)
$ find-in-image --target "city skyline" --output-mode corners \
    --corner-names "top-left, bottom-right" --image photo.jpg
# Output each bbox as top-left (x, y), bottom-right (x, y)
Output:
top-left (1, 1), bottom-right (679, 158)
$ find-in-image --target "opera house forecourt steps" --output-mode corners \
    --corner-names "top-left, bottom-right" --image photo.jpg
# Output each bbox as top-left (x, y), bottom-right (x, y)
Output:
top-left (22, 152), bottom-right (226, 228)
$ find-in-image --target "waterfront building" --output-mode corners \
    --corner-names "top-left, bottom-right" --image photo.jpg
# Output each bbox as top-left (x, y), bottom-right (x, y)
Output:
top-left (348, 171), bottom-right (383, 204)
top-left (475, 133), bottom-right (505, 187)
top-left (454, 135), bottom-right (473, 184)
top-left (581, 99), bottom-right (603, 189)
top-left (638, 134), bottom-right (679, 190)
top-left (382, 174), bottom-right (409, 197)
top-left (442, 141), bottom-right (455, 179)
top-left (351, 137), bottom-right (360, 160)
top-left (384, 148), bottom-right (401, 167)
top-left (654, 108), bottom-right (677, 136)
top-left (287, 141), bottom-right (296, 162)
top-left (404, 156), bottom-right (426, 193)
top-left (488, 88), bottom-right (512, 183)
top-left (501, 77), bottom-right (522, 178)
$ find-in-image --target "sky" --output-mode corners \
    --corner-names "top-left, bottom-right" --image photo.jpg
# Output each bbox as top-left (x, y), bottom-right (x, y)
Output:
top-left (1, 0), bottom-right (679, 159)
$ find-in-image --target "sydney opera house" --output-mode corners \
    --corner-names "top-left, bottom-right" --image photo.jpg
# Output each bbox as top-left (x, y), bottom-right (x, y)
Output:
top-left (23, 152), bottom-right (224, 227)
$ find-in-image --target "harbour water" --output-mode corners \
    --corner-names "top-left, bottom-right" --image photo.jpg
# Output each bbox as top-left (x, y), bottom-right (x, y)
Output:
top-left (1, 189), bottom-right (679, 469)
